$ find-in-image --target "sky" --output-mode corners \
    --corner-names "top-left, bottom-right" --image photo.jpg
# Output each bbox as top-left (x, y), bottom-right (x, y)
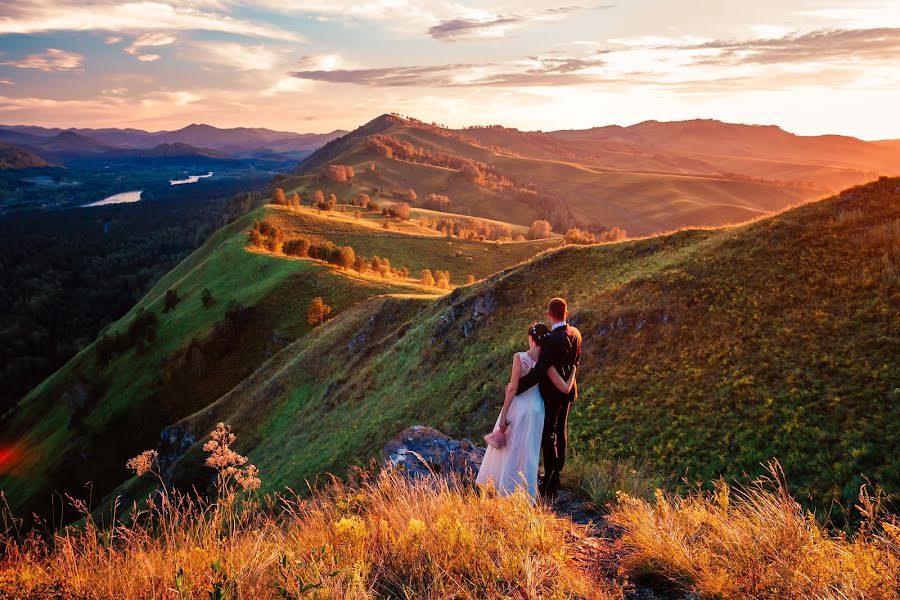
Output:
top-left (0, 1), bottom-right (899, 139)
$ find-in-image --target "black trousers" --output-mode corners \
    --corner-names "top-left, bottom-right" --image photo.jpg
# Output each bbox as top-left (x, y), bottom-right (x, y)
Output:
top-left (541, 396), bottom-right (571, 491)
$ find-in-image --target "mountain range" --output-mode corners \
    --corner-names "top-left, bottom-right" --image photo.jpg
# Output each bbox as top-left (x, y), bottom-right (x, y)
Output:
top-left (0, 123), bottom-right (349, 163)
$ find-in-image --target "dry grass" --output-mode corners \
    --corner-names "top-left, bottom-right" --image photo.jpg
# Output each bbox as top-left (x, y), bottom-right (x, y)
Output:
top-left (0, 425), bottom-right (621, 599)
top-left (609, 462), bottom-right (900, 599)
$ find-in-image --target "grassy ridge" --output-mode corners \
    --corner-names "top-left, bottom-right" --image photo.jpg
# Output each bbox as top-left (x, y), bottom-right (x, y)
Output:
top-left (0, 203), bottom-right (555, 518)
top-left (165, 178), bottom-right (898, 514)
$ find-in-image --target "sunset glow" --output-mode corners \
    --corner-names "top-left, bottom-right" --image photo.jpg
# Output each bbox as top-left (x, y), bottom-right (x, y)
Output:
top-left (0, 1), bottom-right (898, 137)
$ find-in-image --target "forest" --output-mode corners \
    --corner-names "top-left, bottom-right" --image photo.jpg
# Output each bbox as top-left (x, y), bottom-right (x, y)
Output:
top-left (0, 176), bottom-right (270, 413)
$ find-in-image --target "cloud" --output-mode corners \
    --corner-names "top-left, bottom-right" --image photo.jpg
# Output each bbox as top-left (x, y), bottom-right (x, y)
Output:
top-left (686, 28), bottom-right (900, 66)
top-left (105, 35), bottom-right (123, 44)
top-left (0, 1), bottom-right (306, 41)
top-left (288, 52), bottom-right (609, 87)
top-left (0, 48), bottom-right (83, 71)
top-left (192, 41), bottom-right (283, 71)
top-left (428, 5), bottom-right (611, 41)
top-left (124, 32), bottom-right (176, 62)
top-left (0, 79), bottom-right (13, 85)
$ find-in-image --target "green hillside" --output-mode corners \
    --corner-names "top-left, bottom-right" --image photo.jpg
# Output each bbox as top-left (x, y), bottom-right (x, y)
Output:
top-left (161, 177), bottom-right (898, 512)
top-left (0, 200), bottom-right (556, 518)
top-left (288, 114), bottom-right (824, 236)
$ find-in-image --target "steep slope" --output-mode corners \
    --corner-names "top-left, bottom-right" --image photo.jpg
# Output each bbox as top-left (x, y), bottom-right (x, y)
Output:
top-left (160, 177), bottom-right (898, 512)
top-left (0, 143), bottom-right (51, 169)
top-left (294, 115), bottom-right (823, 236)
top-left (0, 200), bottom-right (557, 519)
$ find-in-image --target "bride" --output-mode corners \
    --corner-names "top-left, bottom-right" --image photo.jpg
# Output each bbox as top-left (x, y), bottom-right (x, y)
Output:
top-left (476, 322), bottom-right (575, 501)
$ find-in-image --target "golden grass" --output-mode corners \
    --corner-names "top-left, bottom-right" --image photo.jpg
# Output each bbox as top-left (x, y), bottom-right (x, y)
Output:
top-left (609, 463), bottom-right (900, 600)
top-left (0, 437), bottom-right (621, 599)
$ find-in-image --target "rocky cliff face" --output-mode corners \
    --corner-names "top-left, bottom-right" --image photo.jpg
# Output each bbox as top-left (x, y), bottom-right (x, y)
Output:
top-left (383, 425), bottom-right (485, 480)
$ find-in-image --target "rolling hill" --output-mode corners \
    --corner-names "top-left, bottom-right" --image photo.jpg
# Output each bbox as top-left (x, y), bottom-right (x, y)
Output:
top-left (0, 199), bottom-right (559, 520)
top-left (153, 176), bottom-right (898, 516)
top-left (291, 114), bottom-right (899, 237)
top-left (0, 143), bottom-right (51, 170)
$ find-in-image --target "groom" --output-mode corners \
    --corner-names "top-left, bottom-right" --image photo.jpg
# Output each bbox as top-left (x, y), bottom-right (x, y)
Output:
top-left (515, 297), bottom-right (581, 499)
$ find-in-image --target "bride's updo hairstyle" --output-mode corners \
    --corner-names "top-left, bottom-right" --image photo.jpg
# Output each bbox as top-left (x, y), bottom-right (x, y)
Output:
top-left (528, 322), bottom-right (551, 345)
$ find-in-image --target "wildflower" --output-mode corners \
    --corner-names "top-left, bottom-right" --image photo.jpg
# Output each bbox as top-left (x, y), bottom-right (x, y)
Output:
top-left (202, 423), bottom-right (262, 493)
top-left (234, 464), bottom-right (261, 492)
top-left (125, 450), bottom-right (158, 476)
top-left (334, 516), bottom-right (366, 539)
top-left (407, 518), bottom-right (426, 537)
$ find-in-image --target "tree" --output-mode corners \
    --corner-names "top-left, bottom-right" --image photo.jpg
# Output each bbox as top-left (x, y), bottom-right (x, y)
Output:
top-left (403, 189), bottom-right (417, 202)
top-left (420, 269), bottom-right (435, 287)
top-left (307, 297), bottom-right (332, 326)
top-left (564, 228), bottom-right (596, 245)
top-left (422, 193), bottom-right (451, 212)
top-left (163, 288), bottom-right (179, 312)
top-left (283, 238), bottom-right (310, 257)
top-left (394, 202), bottom-right (411, 220)
top-left (336, 246), bottom-right (356, 269)
top-left (272, 188), bottom-right (286, 205)
top-left (288, 192), bottom-right (301, 209)
top-left (326, 164), bottom-right (354, 183)
top-left (313, 189), bottom-right (325, 207)
top-left (435, 271), bottom-right (450, 289)
top-left (527, 220), bottom-right (553, 240)
top-left (201, 288), bottom-right (214, 308)
top-left (465, 274), bottom-right (476, 285)
top-left (357, 193), bottom-right (371, 207)
top-left (367, 162), bottom-right (377, 174)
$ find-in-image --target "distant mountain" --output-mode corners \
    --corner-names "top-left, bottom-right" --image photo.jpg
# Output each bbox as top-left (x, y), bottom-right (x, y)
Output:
top-left (109, 142), bottom-right (231, 159)
top-left (0, 143), bottom-right (52, 169)
top-left (544, 119), bottom-right (900, 191)
top-left (37, 131), bottom-right (114, 155)
top-left (0, 124), bottom-right (347, 158)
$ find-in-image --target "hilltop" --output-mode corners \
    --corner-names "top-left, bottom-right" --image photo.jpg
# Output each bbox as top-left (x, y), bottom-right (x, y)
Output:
top-left (0, 143), bottom-right (51, 169)
top-left (290, 114), bottom-right (899, 237)
top-left (116, 178), bottom-right (900, 517)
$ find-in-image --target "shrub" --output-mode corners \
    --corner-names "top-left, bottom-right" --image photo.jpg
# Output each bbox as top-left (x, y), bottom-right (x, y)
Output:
top-left (326, 164), bottom-right (354, 183)
top-left (272, 187), bottom-right (286, 205)
top-left (282, 238), bottom-right (310, 257)
top-left (422, 193), bottom-right (451, 212)
top-left (163, 289), bottom-right (179, 313)
top-left (200, 288), bottom-right (214, 308)
top-left (527, 219), bottom-right (553, 240)
top-left (307, 297), bottom-right (332, 325)
top-left (420, 269), bottom-right (435, 287)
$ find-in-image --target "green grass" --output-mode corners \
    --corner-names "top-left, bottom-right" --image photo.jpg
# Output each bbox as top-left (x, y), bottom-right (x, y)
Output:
top-left (0, 203), bottom-right (558, 520)
top-left (161, 178), bottom-right (898, 520)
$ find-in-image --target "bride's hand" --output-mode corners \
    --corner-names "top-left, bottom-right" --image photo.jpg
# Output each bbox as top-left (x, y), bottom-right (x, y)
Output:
top-left (506, 382), bottom-right (515, 394)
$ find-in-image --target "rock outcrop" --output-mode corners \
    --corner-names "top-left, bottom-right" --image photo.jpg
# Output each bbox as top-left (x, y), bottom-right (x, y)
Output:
top-left (383, 425), bottom-right (485, 479)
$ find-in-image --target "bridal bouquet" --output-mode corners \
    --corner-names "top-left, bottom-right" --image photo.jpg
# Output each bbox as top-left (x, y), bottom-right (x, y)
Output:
top-left (484, 428), bottom-right (507, 449)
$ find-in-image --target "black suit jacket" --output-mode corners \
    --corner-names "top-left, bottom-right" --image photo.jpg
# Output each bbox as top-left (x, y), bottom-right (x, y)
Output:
top-left (516, 324), bottom-right (582, 404)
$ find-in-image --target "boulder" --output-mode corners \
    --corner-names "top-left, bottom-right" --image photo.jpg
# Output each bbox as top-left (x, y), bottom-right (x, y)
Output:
top-left (383, 425), bottom-right (485, 480)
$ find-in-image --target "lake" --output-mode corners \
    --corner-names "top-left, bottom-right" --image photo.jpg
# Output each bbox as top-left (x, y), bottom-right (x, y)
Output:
top-left (82, 190), bottom-right (142, 207)
top-left (81, 172), bottom-right (215, 208)
top-left (170, 172), bottom-right (214, 185)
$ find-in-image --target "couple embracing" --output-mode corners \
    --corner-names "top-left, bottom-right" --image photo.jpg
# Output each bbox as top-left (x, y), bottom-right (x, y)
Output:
top-left (476, 297), bottom-right (582, 502)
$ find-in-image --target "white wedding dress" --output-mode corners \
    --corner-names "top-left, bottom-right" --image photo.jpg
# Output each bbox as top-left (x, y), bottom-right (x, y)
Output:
top-left (476, 351), bottom-right (545, 501)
